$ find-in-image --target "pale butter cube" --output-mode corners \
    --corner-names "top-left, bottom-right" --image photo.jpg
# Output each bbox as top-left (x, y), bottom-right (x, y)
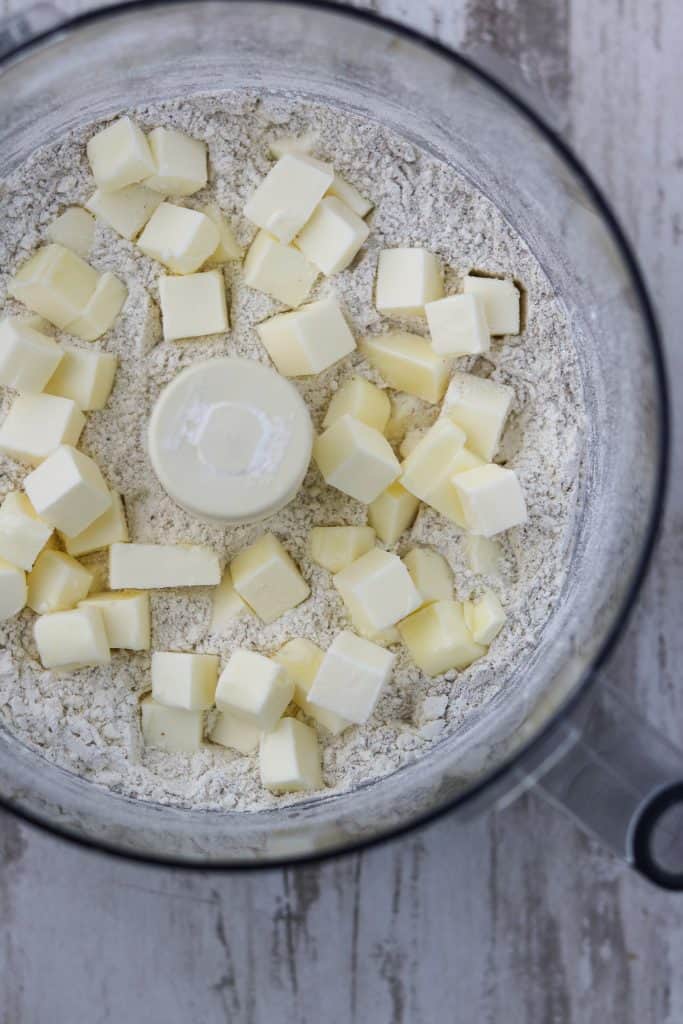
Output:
top-left (202, 204), bottom-right (243, 263)
top-left (407, 441), bottom-right (483, 527)
top-left (0, 492), bottom-right (52, 570)
top-left (8, 244), bottom-right (99, 330)
top-left (0, 558), bottom-right (27, 619)
top-left (230, 533), bottom-right (309, 624)
top-left (210, 713), bottom-right (261, 754)
top-left (159, 270), bottom-right (229, 341)
top-left (45, 345), bottom-right (117, 410)
top-left (140, 696), bottom-right (203, 753)
top-left (308, 629), bottom-right (395, 724)
top-left (87, 117), bottom-right (155, 192)
top-left (260, 718), bottom-right (323, 793)
top-left (376, 248), bottom-right (443, 316)
top-left (268, 132), bottom-right (318, 159)
top-left (464, 534), bottom-right (502, 577)
top-left (24, 446), bottom-right (111, 537)
top-left (216, 649), bottom-right (293, 730)
top-left (323, 376), bottom-right (390, 433)
top-left (442, 372), bottom-right (514, 462)
top-left (34, 605), bottom-right (110, 670)
top-left (209, 569), bottom-right (250, 633)
top-left (244, 153), bottom-right (334, 244)
top-left (152, 651), bottom-right (219, 710)
top-left (63, 491), bottom-right (128, 556)
top-left (0, 318), bottom-right (62, 394)
top-left (79, 591), bottom-right (150, 650)
top-left (334, 548), bottom-right (422, 632)
top-left (314, 415), bottom-right (400, 504)
top-left (426, 293), bottom-right (490, 356)
top-left (399, 600), bottom-right (486, 676)
top-left (453, 464), bottom-right (527, 537)
top-left (67, 272), bottom-right (127, 342)
top-left (463, 276), bottom-right (520, 335)
top-left (0, 394), bottom-right (85, 466)
top-left (463, 589), bottom-right (506, 645)
top-left (86, 185), bottom-right (163, 240)
top-left (403, 548), bottom-right (454, 605)
top-left (345, 605), bottom-right (401, 647)
top-left (368, 481), bottom-right (420, 545)
top-left (274, 637), bottom-right (350, 736)
top-left (400, 418), bottom-right (468, 520)
top-left (47, 207), bottom-right (95, 258)
top-left (138, 203), bottom-right (219, 274)
top-left (145, 127), bottom-right (208, 196)
top-left (27, 549), bottom-right (92, 613)
top-left (399, 428), bottom-right (425, 458)
top-left (109, 542), bottom-right (220, 589)
top-left (309, 525), bottom-right (376, 573)
top-left (360, 332), bottom-right (449, 404)
top-left (295, 197), bottom-right (369, 275)
top-left (257, 295), bottom-right (354, 376)
top-left (243, 230), bottom-right (318, 307)
top-left (327, 174), bottom-right (372, 217)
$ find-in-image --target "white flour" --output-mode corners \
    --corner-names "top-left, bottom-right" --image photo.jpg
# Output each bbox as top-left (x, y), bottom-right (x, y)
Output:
top-left (0, 92), bottom-right (585, 811)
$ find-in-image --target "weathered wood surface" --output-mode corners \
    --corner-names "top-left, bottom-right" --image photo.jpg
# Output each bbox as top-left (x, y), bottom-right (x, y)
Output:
top-left (1, 1), bottom-right (682, 1021)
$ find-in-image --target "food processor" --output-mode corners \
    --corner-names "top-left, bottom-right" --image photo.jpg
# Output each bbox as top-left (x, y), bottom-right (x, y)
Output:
top-left (0, 0), bottom-right (680, 887)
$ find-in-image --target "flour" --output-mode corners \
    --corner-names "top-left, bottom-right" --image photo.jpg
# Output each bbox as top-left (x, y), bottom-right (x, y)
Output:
top-left (0, 92), bottom-right (585, 811)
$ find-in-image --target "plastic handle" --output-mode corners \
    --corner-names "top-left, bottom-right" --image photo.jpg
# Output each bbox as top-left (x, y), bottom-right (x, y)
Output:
top-left (0, 3), bottom-right (63, 61)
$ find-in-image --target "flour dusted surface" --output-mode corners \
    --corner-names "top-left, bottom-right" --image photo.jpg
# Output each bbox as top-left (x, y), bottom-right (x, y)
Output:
top-left (0, 93), bottom-right (585, 811)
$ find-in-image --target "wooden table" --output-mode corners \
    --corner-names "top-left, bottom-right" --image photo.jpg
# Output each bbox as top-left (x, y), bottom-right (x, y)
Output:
top-left (1, 1), bottom-right (681, 1020)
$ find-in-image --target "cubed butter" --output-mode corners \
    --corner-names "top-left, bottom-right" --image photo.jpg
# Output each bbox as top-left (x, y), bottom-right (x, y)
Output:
top-left (210, 713), bottom-right (261, 754)
top-left (274, 637), bottom-right (350, 735)
top-left (0, 558), bottom-right (27, 619)
top-left (323, 376), bottom-right (390, 433)
top-left (334, 548), bottom-right (422, 632)
top-left (159, 270), bottom-right (229, 341)
top-left (138, 203), bottom-right (219, 274)
top-left (295, 196), bottom-right (369, 275)
top-left (0, 393), bottom-right (85, 466)
top-left (145, 127), bottom-right (208, 196)
top-left (209, 569), bottom-right (250, 633)
top-left (463, 276), bottom-right (520, 335)
top-left (257, 295), bottom-right (355, 376)
top-left (0, 492), bottom-right (52, 570)
top-left (368, 481), bottom-right (420, 545)
top-left (360, 332), bottom-right (449, 404)
top-left (399, 428), bottom-right (425, 458)
top-left (425, 293), bottom-right (490, 356)
top-left (67, 272), bottom-right (127, 342)
top-left (27, 549), bottom-right (93, 613)
top-left (152, 651), bottom-right (219, 710)
top-left (307, 629), bottom-right (395, 724)
top-left (464, 534), bottom-right (502, 577)
top-left (87, 117), bottom-right (155, 192)
top-left (47, 207), bottom-right (95, 258)
top-left (314, 414), bottom-right (400, 504)
top-left (109, 542), bottom-right (220, 589)
top-left (230, 533), bottom-right (309, 624)
top-left (327, 173), bottom-right (373, 217)
top-left (260, 718), bottom-right (323, 794)
top-left (375, 248), bottom-right (444, 316)
top-left (86, 185), bottom-right (163, 240)
top-left (140, 695), bottom-right (203, 753)
top-left (442, 372), bottom-right (514, 462)
top-left (34, 605), bottom-right (110, 669)
top-left (63, 491), bottom-right (128, 556)
top-left (402, 548), bottom-right (454, 605)
top-left (453, 464), bottom-right (527, 537)
top-left (0, 318), bottom-right (62, 393)
top-left (216, 649), bottom-right (294, 730)
top-left (463, 589), bottom-right (506, 644)
top-left (346, 608), bottom-right (401, 648)
top-left (243, 230), bottom-right (318, 307)
top-left (45, 345), bottom-right (117, 410)
top-left (8, 244), bottom-right (99, 330)
top-left (244, 153), bottom-right (334, 244)
top-left (400, 418), bottom-right (468, 520)
top-left (398, 600), bottom-right (486, 676)
top-left (309, 525), bottom-right (376, 573)
top-left (24, 445), bottom-right (111, 538)
top-left (202, 204), bottom-right (243, 263)
top-left (79, 591), bottom-right (150, 650)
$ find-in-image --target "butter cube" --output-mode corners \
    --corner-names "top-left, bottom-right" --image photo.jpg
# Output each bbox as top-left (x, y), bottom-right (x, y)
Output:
top-left (0, 558), bottom-right (27, 619)
top-left (27, 549), bottom-right (92, 613)
top-left (140, 696), bottom-right (203, 753)
top-left (47, 207), bottom-right (95, 258)
top-left (209, 569), bottom-right (250, 633)
top-left (230, 533), bottom-right (309, 624)
top-left (244, 153), bottom-right (334, 244)
top-left (8, 244), bottom-right (99, 330)
top-left (87, 117), bottom-right (155, 192)
top-left (0, 394), bottom-right (85, 466)
top-left (360, 332), bottom-right (449, 404)
top-left (0, 318), bottom-right (63, 393)
top-left (399, 429), bottom-right (425, 458)
top-left (145, 127), bottom-right (208, 196)
top-left (34, 605), bottom-right (111, 670)
top-left (260, 718), bottom-right (323, 794)
top-left (109, 542), bottom-right (220, 589)
top-left (453, 464), bottom-right (527, 537)
top-left (152, 651), bottom-right (219, 710)
top-left (308, 629), bottom-right (395, 724)
top-left (327, 174), bottom-right (372, 217)
top-left (24, 445), bottom-right (111, 537)
top-left (426, 293), bottom-right (490, 356)
top-left (63, 491), bottom-right (128, 556)
top-left (334, 548), bottom-right (422, 631)
top-left (295, 197), bottom-right (369, 275)
top-left (257, 295), bottom-right (355, 376)
top-left (274, 637), bottom-right (350, 735)
top-left (314, 415), bottom-right (400, 504)
top-left (368, 482), bottom-right (420, 545)
top-left (243, 230), bottom-right (318, 307)
top-left (67, 272), bottom-right (127, 342)
top-left (0, 492), bottom-right (52, 570)
top-left (210, 713), bottom-right (261, 754)
top-left (442, 372), bottom-right (514, 461)
top-left (138, 203), bottom-right (219, 274)
top-left (45, 345), bottom-right (117, 410)
top-left (202, 204), bottom-right (243, 263)
top-left (323, 377), bottom-right (390, 433)
top-left (464, 535), bottom-right (502, 577)
top-left (159, 270), bottom-right (229, 341)
top-left (400, 418), bottom-right (468, 521)
top-left (346, 610), bottom-right (401, 648)
top-left (79, 591), bottom-right (151, 650)
top-left (399, 600), bottom-right (486, 676)
top-left (376, 248), bottom-right (444, 316)
top-left (403, 548), bottom-right (454, 605)
top-left (463, 276), bottom-right (520, 335)
top-left (463, 589), bottom-right (506, 644)
top-left (86, 185), bottom-right (163, 240)
top-left (309, 525), bottom-right (376, 573)
top-left (268, 132), bottom-right (318, 159)
top-left (216, 649), bottom-right (294, 730)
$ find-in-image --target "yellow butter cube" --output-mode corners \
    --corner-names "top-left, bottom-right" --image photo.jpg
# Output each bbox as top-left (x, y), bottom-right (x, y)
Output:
top-left (400, 418), bottom-right (469, 521)
top-left (464, 535), bottom-right (502, 577)
top-left (231, 533), bottom-right (309, 624)
top-left (375, 248), bottom-right (443, 316)
top-left (463, 589), bottom-right (506, 644)
top-left (323, 376), bottom-right (390, 433)
top-left (443, 372), bottom-right (514, 461)
top-left (295, 196), bottom-right (369, 275)
top-left (463, 276), bottom-right (520, 335)
top-left (45, 345), bottom-right (117, 410)
top-left (426, 293), bottom-right (490, 356)
top-left (274, 637), bottom-right (350, 735)
top-left (244, 153), bottom-right (334, 244)
top-left (27, 549), bottom-right (92, 613)
top-left (109, 542), bottom-right (220, 589)
top-left (159, 270), bottom-right (229, 341)
top-left (63, 491), bottom-right (128, 556)
top-left (0, 558), bottom-right (27, 620)
top-left (334, 547), bottom-right (422, 632)
top-left (138, 202), bottom-right (219, 274)
top-left (202, 204), bottom-right (243, 263)
top-left (309, 525), bottom-right (376, 573)
top-left (210, 713), bottom-right (261, 754)
top-left (257, 295), bottom-right (355, 376)
top-left (243, 230), bottom-right (318, 307)
top-left (399, 428), bottom-right (426, 458)
top-left (368, 481), bottom-right (420, 545)
top-left (140, 695), bottom-right (203, 753)
top-left (87, 117), bottom-right (155, 192)
top-left (210, 569), bottom-right (251, 633)
top-left (86, 185), bottom-right (163, 240)
top-left (25, 446), bottom-right (111, 538)
top-left (346, 605), bottom-right (401, 647)
top-left (0, 393), bottom-right (85, 466)
top-left (152, 651), bottom-right (219, 710)
top-left (360, 332), bottom-right (449, 404)
top-left (8, 244), bottom-right (99, 330)
top-left (47, 207), bottom-right (95, 258)
top-left (35, 605), bottom-right (111, 670)
top-left (399, 600), bottom-right (486, 675)
top-left (260, 718), bottom-right (323, 793)
top-left (79, 591), bottom-right (150, 650)
top-left (403, 548), bottom-right (453, 605)
top-left (0, 317), bottom-right (63, 393)
top-left (314, 414), bottom-right (400, 504)
top-left (308, 629), bottom-right (395, 724)
top-left (145, 127), bottom-right (208, 196)
top-left (216, 649), bottom-right (294, 731)
top-left (67, 272), bottom-right (127, 342)
top-left (327, 173), bottom-right (372, 217)
top-left (0, 492), bottom-right (52, 571)
top-left (453, 464), bottom-right (527, 537)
